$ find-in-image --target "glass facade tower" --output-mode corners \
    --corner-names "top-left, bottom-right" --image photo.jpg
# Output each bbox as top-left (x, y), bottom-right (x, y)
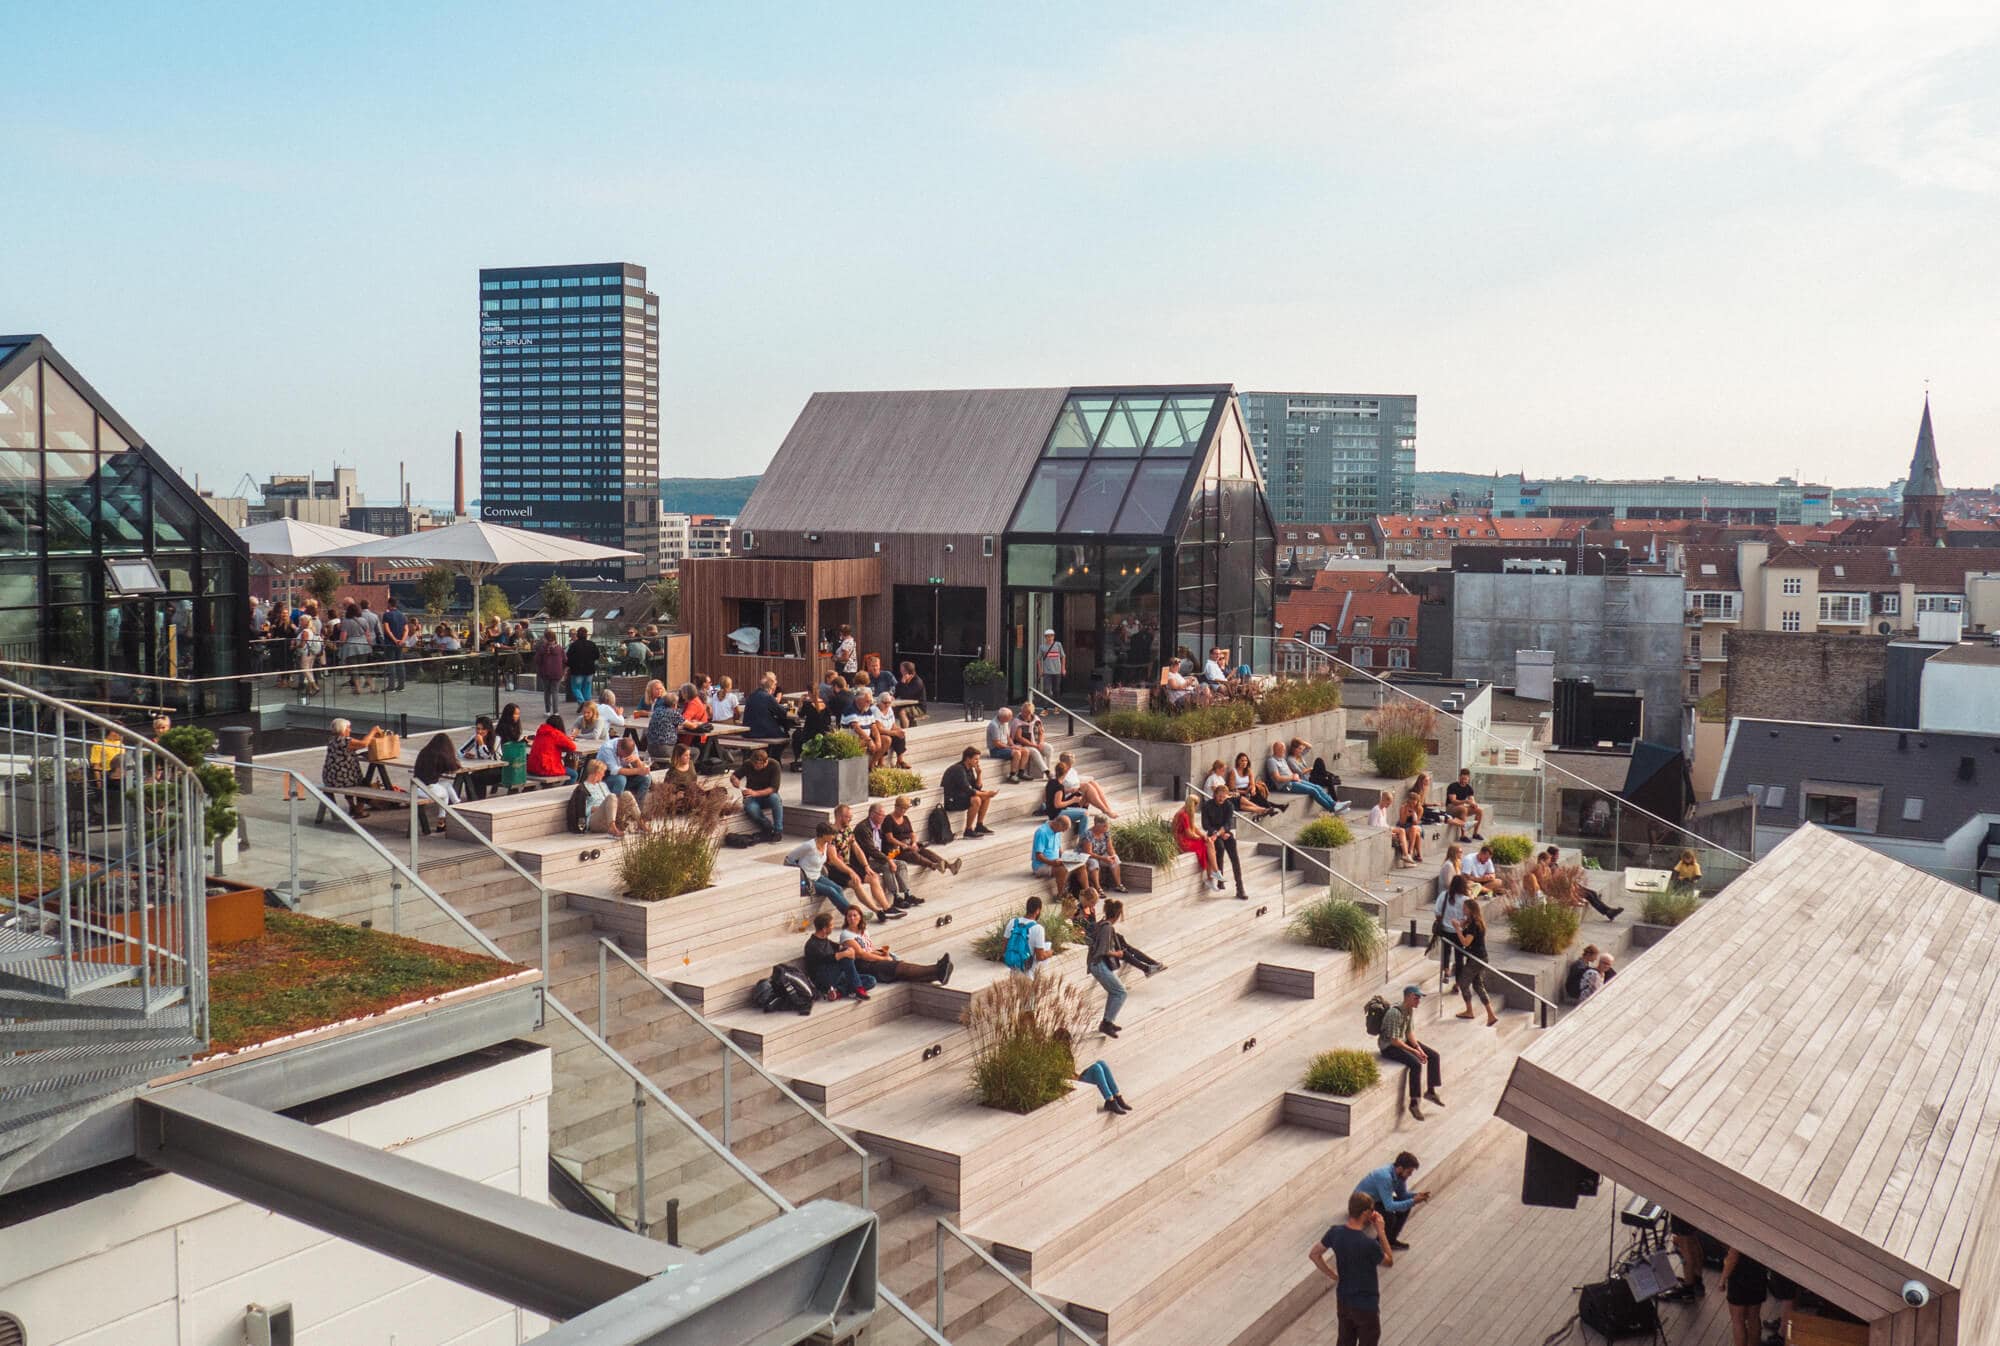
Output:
top-left (477, 263), bottom-right (661, 578)
top-left (1240, 392), bottom-right (1416, 523)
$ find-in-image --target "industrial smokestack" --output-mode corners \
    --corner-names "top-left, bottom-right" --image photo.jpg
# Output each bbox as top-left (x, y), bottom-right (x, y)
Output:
top-left (399, 460), bottom-right (406, 510)
top-left (453, 431), bottom-right (466, 517)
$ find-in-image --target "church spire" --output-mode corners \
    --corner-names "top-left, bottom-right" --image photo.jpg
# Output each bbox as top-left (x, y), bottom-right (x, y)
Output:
top-left (1906, 394), bottom-right (1944, 498)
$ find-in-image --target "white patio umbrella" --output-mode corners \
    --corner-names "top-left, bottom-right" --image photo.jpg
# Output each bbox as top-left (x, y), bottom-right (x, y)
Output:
top-left (316, 519), bottom-right (639, 649)
top-left (236, 518), bottom-right (381, 564)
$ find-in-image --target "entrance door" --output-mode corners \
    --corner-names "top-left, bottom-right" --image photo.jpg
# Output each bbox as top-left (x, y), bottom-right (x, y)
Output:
top-left (893, 585), bottom-right (988, 703)
top-left (1007, 590), bottom-right (1100, 704)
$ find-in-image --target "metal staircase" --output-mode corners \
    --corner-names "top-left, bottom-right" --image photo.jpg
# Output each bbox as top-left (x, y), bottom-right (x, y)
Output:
top-left (0, 676), bottom-right (208, 1186)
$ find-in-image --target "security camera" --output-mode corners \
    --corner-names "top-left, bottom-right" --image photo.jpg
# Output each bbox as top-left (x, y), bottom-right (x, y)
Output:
top-left (1902, 1280), bottom-right (1931, 1308)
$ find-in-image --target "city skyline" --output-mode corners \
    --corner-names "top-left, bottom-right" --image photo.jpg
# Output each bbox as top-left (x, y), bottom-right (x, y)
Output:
top-left (6, 3), bottom-right (1997, 501)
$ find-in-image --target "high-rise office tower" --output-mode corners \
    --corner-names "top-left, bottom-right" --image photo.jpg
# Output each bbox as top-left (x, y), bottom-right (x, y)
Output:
top-left (477, 263), bottom-right (661, 578)
top-left (1240, 392), bottom-right (1416, 523)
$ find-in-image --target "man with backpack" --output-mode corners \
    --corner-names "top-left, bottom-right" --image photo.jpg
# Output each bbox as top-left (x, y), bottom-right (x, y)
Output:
top-left (1377, 985), bottom-right (1444, 1120)
top-left (1002, 897), bottom-right (1053, 977)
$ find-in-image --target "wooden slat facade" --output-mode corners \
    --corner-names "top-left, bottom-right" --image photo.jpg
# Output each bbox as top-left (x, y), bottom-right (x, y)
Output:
top-left (1496, 825), bottom-right (2000, 1341)
top-left (680, 555), bottom-right (881, 690)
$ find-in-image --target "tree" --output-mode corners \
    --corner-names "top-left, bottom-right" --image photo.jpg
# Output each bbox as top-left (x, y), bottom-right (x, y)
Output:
top-left (415, 566), bottom-right (457, 620)
top-left (477, 584), bottom-right (512, 625)
top-left (305, 562), bottom-right (345, 612)
top-left (650, 575), bottom-right (680, 628)
top-left (538, 575), bottom-right (578, 634)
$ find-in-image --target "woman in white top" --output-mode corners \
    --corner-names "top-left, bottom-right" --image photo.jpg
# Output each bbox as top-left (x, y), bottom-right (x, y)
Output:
top-left (1369, 789), bottom-right (1415, 866)
top-left (1201, 757), bottom-right (1229, 798)
top-left (1056, 751), bottom-right (1118, 818)
top-left (874, 695), bottom-right (910, 768)
top-left (595, 689), bottom-right (627, 734)
top-left (293, 615), bottom-right (323, 694)
top-left (573, 700), bottom-right (607, 746)
top-left (1228, 751), bottom-right (1281, 818)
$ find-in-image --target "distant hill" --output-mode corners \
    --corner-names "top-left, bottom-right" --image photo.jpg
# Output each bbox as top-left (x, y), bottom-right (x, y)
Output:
top-left (660, 476), bottom-right (760, 517)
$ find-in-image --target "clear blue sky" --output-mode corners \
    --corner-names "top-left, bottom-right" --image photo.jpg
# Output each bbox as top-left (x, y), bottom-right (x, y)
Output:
top-left (6, 2), bottom-right (1996, 499)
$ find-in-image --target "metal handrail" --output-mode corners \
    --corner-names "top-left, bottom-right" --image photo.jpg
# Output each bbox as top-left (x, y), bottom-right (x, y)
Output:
top-left (430, 793), bottom-right (553, 986)
top-left (1425, 917), bottom-right (1565, 1028)
top-left (0, 674), bottom-right (209, 789)
top-left (1278, 637), bottom-right (1753, 864)
top-left (1024, 690), bottom-right (1391, 947)
top-left (935, 1216), bottom-right (1099, 1345)
top-left (1029, 688), bottom-right (1143, 808)
top-left (596, 938), bottom-right (870, 1213)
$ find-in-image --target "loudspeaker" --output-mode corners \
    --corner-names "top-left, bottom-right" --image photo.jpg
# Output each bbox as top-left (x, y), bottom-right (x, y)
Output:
top-left (1579, 1278), bottom-right (1659, 1339)
top-left (1522, 1136), bottom-right (1601, 1209)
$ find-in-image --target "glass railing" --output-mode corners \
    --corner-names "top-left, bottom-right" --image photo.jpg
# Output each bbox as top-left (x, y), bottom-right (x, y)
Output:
top-left (0, 648), bottom-right (526, 742)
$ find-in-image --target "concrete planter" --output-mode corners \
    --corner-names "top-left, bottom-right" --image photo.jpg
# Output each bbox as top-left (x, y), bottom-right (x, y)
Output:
top-left (1121, 708), bottom-right (1350, 803)
top-left (801, 755), bottom-right (868, 808)
top-left (1629, 921), bottom-right (1677, 949)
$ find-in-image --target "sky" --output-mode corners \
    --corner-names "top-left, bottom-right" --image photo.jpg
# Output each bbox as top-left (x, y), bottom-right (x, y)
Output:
top-left (5, 2), bottom-right (1998, 500)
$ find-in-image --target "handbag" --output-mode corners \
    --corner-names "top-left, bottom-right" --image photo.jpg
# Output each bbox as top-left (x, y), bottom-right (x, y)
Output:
top-left (366, 731), bottom-right (402, 762)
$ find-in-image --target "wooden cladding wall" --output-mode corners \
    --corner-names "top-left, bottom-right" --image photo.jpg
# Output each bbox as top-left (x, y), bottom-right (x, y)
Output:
top-left (682, 555), bottom-right (883, 688)
top-left (727, 533), bottom-right (1005, 668)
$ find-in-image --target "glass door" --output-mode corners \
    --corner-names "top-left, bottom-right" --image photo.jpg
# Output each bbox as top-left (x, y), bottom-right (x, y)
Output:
top-left (1006, 590), bottom-right (1056, 703)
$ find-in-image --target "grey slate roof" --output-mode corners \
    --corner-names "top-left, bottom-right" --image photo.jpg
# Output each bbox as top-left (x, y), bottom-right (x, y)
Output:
top-left (1928, 643), bottom-right (2000, 667)
top-left (1716, 717), bottom-right (2000, 844)
top-left (736, 388), bottom-right (1069, 535)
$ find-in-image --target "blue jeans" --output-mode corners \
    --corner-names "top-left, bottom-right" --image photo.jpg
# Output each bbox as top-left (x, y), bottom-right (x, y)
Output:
top-left (744, 794), bottom-right (783, 835)
top-left (810, 875), bottom-right (850, 914)
top-left (607, 771), bottom-right (652, 805)
top-left (1091, 960), bottom-right (1127, 1024)
top-left (1078, 1060), bottom-right (1119, 1102)
top-left (812, 958), bottom-right (875, 997)
top-left (1057, 806), bottom-right (1090, 834)
top-left (568, 673), bottom-right (593, 706)
top-left (1282, 779), bottom-right (1339, 811)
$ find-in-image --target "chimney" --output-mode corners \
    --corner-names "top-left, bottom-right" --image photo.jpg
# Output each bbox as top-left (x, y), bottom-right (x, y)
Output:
top-left (399, 460), bottom-right (406, 511)
top-left (453, 431), bottom-right (466, 517)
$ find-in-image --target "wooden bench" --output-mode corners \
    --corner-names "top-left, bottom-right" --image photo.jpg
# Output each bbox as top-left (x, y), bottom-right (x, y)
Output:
top-left (313, 785), bottom-right (414, 826)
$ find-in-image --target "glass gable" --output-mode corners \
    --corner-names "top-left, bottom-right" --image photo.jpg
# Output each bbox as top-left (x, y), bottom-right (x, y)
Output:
top-left (1008, 388), bottom-right (1226, 535)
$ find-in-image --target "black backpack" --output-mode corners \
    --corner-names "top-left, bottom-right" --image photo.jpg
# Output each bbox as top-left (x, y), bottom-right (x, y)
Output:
top-left (750, 976), bottom-right (783, 1012)
top-left (565, 784), bottom-right (591, 834)
top-left (925, 804), bottom-right (954, 846)
top-left (771, 963), bottom-right (815, 1016)
top-left (1564, 958), bottom-right (1589, 1002)
top-left (1363, 995), bottom-right (1390, 1036)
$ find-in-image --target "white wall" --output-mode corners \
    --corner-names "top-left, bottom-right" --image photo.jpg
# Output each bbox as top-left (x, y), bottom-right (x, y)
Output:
top-left (0, 1048), bottom-right (552, 1346)
top-left (1919, 660), bottom-right (2000, 735)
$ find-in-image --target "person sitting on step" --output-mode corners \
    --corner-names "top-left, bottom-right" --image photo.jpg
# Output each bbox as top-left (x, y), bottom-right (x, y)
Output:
top-left (1084, 814), bottom-right (1127, 893)
top-left (803, 910), bottom-right (873, 1002)
top-left (1444, 768), bottom-right (1486, 842)
top-left (578, 759), bottom-right (640, 838)
top-left (884, 795), bottom-right (960, 875)
top-left (1231, 750), bottom-right (1285, 817)
top-left (1172, 793), bottom-right (1220, 888)
top-left (1200, 781), bottom-right (1248, 899)
top-left (1011, 700), bottom-right (1054, 780)
top-left (940, 747), bottom-right (995, 837)
top-left (1377, 984), bottom-right (1445, 1120)
top-left (1030, 814), bottom-right (1084, 903)
top-left (1055, 751), bottom-right (1119, 819)
top-left (857, 802), bottom-right (922, 907)
top-left (834, 905), bottom-right (951, 985)
top-left (830, 802), bottom-right (907, 915)
top-left (1267, 738), bottom-right (1338, 812)
top-left (1369, 790), bottom-right (1416, 867)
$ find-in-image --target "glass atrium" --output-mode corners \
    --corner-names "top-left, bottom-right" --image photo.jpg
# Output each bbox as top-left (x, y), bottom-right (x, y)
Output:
top-left (1001, 387), bottom-right (1276, 696)
top-left (0, 338), bottom-right (250, 706)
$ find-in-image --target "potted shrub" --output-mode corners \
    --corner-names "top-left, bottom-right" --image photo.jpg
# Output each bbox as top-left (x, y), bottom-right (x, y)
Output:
top-left (800, 730), bottom-right (868, 807)
top-left (965, 973), bottom-right (1095, 1113)
top-left (1634, 887), bottom-right (1701, 947)
top-left (962, 659), bottom-right (1006, 718)
top-left (1286, 893), bottom-right (1383, 971)
top-left (1283, 816), bottom-right (1354, 884)
top-left (618, 815), bottom-right (719, 901)
top-left (1368, 733), bottom-right (1427, 779)
top-left (868, 766), bottom-right (923, 799)
top-left (1507, 897), bottom-right (1581, 955)
top-left (1108, 813), bottom-right (1180, 888)
top-left (1302, 1048), bottom-right (1381, 1097)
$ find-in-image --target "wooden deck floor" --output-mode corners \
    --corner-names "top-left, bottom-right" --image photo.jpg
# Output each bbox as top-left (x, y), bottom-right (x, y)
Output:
top-left (1269, 1118), bottom-right (1733, 1346)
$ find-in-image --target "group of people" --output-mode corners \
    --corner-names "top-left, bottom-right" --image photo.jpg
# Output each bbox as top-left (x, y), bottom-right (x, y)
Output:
top-left (1154, 643), bottom-right (1258, 710)
top-left (785, 797), bottom-right (965, 943)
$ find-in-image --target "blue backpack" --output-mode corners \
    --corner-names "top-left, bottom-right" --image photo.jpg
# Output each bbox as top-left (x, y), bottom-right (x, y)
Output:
top-left (1002, 917), bottom-right (1038, 973)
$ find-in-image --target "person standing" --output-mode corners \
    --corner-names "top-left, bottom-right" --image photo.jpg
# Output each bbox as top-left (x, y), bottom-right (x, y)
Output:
top-left (1377, 985), bottom-right (1444, 1120)
top-left (381, 595), bottom-right (410, 692)
top-left (833, 623), bottom-right (858, 677)
top-left (1308, 1192), bottom-right (1394, 1346)
top-left (565, 626), bottom-right (601, 709)
top-left (1720, 1245), bottom-right (1770, 1346)
top-left (1354, 1152), bottom-right (1431, 1250)
top-left (533, 630), bottom-right (566, 716)
top-left (1453, 897), bottom-right (1498, 1027)
top-left (1088, 897), bottom-right (1130, 1038)
top-left (1037, 627), bottom-right (1066, 701)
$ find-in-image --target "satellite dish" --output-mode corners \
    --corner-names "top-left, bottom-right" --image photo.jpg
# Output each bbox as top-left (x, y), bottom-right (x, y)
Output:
top-left (1877, 621), bottom-right (1893, 635)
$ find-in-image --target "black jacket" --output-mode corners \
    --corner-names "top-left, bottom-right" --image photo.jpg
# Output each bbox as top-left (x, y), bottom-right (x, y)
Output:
top-left (566, 637), bottom-right (600, 675)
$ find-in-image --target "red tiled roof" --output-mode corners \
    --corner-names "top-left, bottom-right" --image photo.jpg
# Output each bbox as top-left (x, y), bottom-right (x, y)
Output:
top-left (1307, 569), bottom-right (1406, 594)
top-left (1489, 518), bottom-right (1587, 541)
top-left (1276, 588), bottom-right (1420, 639)
top-left (1373, 514), bottom-right (1499, 540)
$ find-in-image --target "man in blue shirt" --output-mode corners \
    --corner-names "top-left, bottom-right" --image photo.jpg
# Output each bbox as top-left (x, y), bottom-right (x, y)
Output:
top-left (1309, 1191), bottom-right (1395, 1346)
top-left (1030, 816), bottom-right (1072, 902)
top-left (1354, 1152), bottom-right (1429, 1251)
